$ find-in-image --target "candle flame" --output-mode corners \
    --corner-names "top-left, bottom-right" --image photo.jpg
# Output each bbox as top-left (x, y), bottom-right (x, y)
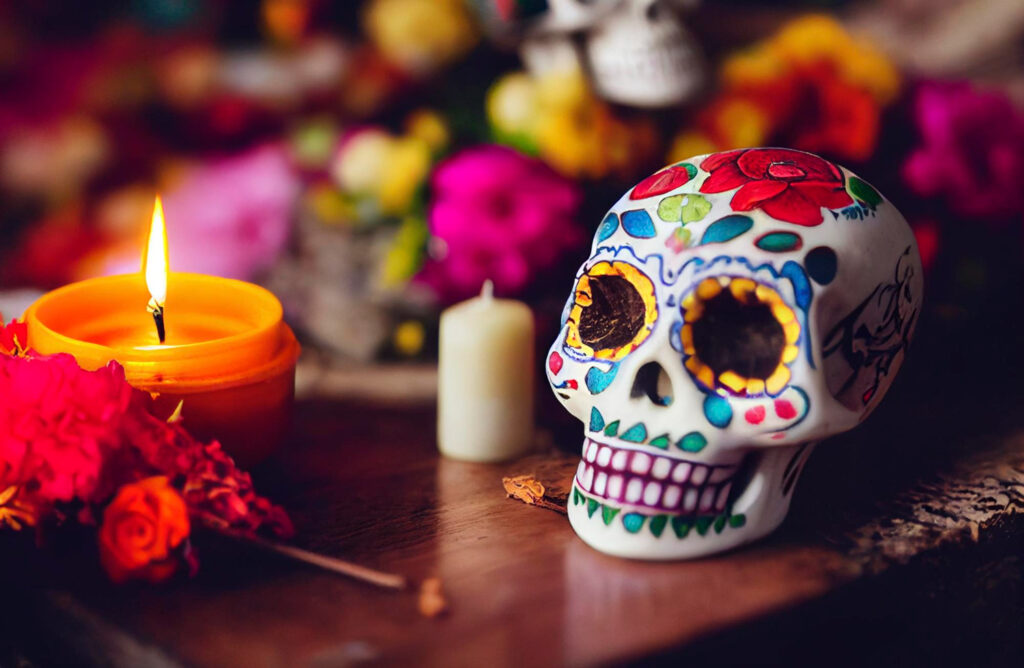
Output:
top-left (144, 195), bottom-right (169, 307)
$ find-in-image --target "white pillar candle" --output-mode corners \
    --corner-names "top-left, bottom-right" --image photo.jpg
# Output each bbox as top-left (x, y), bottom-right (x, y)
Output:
top-left (437, 281), bottom-right (535, 462)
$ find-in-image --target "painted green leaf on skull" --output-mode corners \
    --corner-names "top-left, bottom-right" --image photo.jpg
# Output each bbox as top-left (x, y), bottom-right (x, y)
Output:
top-left (657, 193), bottom-right (712, 224)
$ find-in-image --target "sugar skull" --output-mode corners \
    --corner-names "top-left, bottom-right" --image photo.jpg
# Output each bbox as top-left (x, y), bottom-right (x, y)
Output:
top-left (473, 0), bottom-right (704, 108)
top-left (547, 148), bottom-right (923, 559)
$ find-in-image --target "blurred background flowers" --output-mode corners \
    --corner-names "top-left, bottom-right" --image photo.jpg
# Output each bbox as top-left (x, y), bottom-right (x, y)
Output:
top-left (0, 0), bottom-right (1021, 366)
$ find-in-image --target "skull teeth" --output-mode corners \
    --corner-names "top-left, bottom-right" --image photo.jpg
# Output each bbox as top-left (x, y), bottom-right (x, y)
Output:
top-left (576, 438), bottom-right (739, 515)
top-left (629, 452), bottom-right (652, 475)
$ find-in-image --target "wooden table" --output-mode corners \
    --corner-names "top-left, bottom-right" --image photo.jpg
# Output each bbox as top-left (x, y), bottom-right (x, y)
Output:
top-left (2, 349), bottom-right (1023, 666)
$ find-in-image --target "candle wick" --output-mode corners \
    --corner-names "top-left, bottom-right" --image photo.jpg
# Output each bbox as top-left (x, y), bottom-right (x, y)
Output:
top-left (480, 279), bottom-right (494, 301)
top-left (148, 299), bottom-right (166, 344)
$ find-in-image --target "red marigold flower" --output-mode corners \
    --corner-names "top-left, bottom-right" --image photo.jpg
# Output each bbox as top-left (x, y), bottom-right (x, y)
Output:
top-left (99, 476), bottom-right (190, 583)
top-left (699, 148), bottom-right (853, 226)
top-left (786, 66), bottom-right (880, 162)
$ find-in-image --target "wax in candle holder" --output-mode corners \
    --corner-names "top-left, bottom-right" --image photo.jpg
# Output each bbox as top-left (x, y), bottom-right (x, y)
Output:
top-left (24, 273), bottom-right (300, 466)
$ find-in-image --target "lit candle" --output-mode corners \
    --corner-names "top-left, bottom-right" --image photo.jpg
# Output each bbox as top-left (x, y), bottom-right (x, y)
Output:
top-left (144, 195), bottom-right (169, 343)
top-left (437, 281), bottom-right (535, 462)
top-left (22, 197), bottom-right (300, 465)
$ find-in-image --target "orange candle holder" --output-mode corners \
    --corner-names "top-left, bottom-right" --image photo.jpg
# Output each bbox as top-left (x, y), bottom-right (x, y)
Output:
top-left (23, 273), bottom-right (300, 466)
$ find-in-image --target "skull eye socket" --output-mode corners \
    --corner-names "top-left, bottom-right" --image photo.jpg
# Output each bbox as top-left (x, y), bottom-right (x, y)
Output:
top-left (566, 261), bottom-right (657, 361)
top-left (680, 277), bottom-right (800, 397)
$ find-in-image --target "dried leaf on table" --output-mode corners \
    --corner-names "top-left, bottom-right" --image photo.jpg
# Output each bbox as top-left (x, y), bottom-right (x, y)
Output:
top-left (503, 474), bottom-right (546, 504)
top-left (502, 474), bottom-right (567, 515)
top-left (418, 577), bottom-right (448, 618)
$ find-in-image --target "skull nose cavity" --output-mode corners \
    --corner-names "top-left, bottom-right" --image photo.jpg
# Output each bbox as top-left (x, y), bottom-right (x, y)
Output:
top-left (631, 361), bottom-right (674, 407)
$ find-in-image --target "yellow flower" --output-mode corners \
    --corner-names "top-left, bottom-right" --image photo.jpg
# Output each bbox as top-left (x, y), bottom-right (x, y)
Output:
top-left (488, 66), bottom-right (653, 179)
top-left (533, 69), bottom-right (654, 180)
top-left (771, 15), bottom-right (853, 65)
top-left (363, 0), bottom-right (478, 76)
top-left (710, 98), bottom-right (771, 150)
top-left (306, 182), bottom-right (357, 226)
top-left (725, 14), bottom-right (899, 104)
top-left (838, 44), bottom-right (900, 105)
top-left (721, 46), bottom-right (787, 88)
top-left (392, 319), bottom-right (426, 356)
top-left (380, 216), bottom-right (429, 288)
top-left (667, 131), bottom-right (719, 164)
top-left (534, 69), bottom-right (590, 110)
top-left (770, 15), bottom-right (899, 103)
top-left (332, 130), bottom-right (432, 216)
top-left (487, 72), bottom-right (540, 140)
top-left (535, 107), bottom-right (614, 179)
top-left (332, 129), bottom-right (392, 195)
top-left (377, 136), bottom-right (432, 215)
top-left (404, 109), bottom-right (450, 155)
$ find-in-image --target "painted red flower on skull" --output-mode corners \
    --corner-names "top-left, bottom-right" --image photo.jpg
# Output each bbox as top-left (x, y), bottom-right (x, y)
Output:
top-left (699, 148), bottom-right (853, 226)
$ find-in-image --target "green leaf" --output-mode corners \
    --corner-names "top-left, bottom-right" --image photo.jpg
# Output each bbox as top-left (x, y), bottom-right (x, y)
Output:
top-left (649, 515), bottom-right (668, 538)
top-left (714, 515), bottom-right (727, 534)
top-left (587, 498), bottom-right (600, 518)
top-left (681, 194), bottom-right (712, 223)
top-left (848, 176), bottom-right (882, 208)
top-left (620, 423), bottom-right (647, 443)
top-left (677, 432), bottom-right (708, 453)
top-left (573, 488), bottom-right (584, 506)
top-left (603, 420), bottom-right (621, 437)
top-left (695, 516), bottom-right (713, 536)
top-left (729, 514), bottom-right (747, 528)
top-left (649, 434), bottom-right (671, 449)
top-left (671, 516), bottom-right (692, 538)
top-left (657, 195), bottom-right (684, 222)
top-left (657, 193), bottom-right (711, 224)
top-left (602, 505), bottom-right (621, 526)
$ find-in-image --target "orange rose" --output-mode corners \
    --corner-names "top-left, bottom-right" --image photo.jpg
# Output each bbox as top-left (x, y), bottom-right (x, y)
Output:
top-left (99, 476), bottom-right (190, 584)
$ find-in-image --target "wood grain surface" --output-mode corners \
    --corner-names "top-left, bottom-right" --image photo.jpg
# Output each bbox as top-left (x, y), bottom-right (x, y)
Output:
top-left (1, 379), bottom-right (1022, 667)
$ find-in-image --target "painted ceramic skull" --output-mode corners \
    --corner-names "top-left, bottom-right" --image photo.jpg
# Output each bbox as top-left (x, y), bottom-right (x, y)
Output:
top-left (513, 0), bottom-right (703, 108)
top-left (583, 0), bottom-right (703, 107)
top-left (546, 148), bottom-right (923, 559)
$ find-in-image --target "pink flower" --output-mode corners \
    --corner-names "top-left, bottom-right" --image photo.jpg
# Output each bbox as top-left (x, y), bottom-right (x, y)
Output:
top-left (163, 144), bottom-right (300, 279)
top-left (419, 145), bottom-right (583, 302)
top-left (0, 354), bottom-right (134, 503)
top-left (902, 82), bottom-right (1024, 223)
top-left (0, 350), bottom-right (293, 540)
top-left (101, 144), bottom-right (300, 280)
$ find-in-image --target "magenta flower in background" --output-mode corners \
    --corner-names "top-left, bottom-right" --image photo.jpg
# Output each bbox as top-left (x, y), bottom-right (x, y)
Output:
top-left (419, 145), bottom-right (583, 302)
top-left (902, 82), bottom-right (1024, 224)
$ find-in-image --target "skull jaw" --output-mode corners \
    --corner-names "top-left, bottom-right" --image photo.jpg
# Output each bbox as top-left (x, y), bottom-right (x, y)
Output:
top-left (565, 442), bottom-right (813, 560)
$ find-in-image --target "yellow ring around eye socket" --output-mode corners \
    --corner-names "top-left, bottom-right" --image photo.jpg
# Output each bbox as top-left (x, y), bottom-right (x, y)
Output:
top-left (680, 277), bottom-right (799, 397)
top-left (566, 261), bottom-right (658, 362)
